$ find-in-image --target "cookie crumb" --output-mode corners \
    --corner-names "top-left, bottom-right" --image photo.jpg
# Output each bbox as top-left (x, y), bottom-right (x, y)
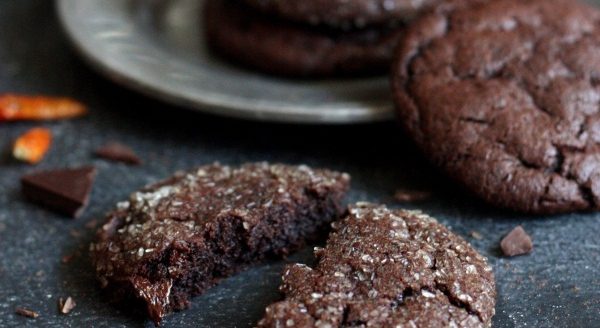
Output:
top-left (58, 297), bottom-right (76, 314)
top-left (469, 230), bottom-right (483, 240)
top-left (15, 307), bottom-right (39, 318)
top-left (85, 219), bottom-right (98, 229)
top-left (393, 189), bottom-right (431, 202)
top-left (61, 254), bottom-right (74, 264)
top-left (501, 226), bottom-right (533, 257)
top-left (95, 142), bottom-right (142, 165)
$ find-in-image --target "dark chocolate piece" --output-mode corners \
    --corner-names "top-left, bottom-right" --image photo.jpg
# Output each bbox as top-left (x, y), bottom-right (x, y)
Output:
top-left (90, 162), bottom-right (350, 324)
top-left (258, 203), bottom-right (497, 327)
top-left (204, 1), bottom-right (405, 77)
top-left (21, 166), bottom-right (97, 218)
top-left (95, 142), bottom-right (141, 165)
top-left (501, 226), bottom-right (533, 257)
top-left (392, 0), bottom-right (600, 213)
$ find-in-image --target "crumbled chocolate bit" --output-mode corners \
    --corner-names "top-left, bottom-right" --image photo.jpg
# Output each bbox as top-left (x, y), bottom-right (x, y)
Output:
top-left (61, 254), bottom-right (74, 264)
top-left (15, 307), bottom-right (39, 318)
top-left (501, 226), bottom-right (533, 257)
top-left (91, 162), bottom-right (350, 324)
top-left (85, 219), bottom-right (98, 229)
top-left (394, 189), bottom-right (432, 202)
top-left (95, 142), bottom-right (142, 165)
top-left (21, 166), bottom-right (97, 218)
top-left (469, 231), bottom-right (483, 240)
top-left (58, 297), bottom-right (76, 314)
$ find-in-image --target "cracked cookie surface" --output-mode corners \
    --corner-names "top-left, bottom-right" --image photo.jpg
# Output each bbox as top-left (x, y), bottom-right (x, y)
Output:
top-left (90, 162), bottom-right (350, 324)
top-left (392, 0), bottom-right (600, 213)
top-left (258, 204), bottom-right (496, 328)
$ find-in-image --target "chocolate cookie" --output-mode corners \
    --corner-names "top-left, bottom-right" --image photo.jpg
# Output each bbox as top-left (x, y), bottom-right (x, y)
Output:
top-left (90, 163), bottom-right (350, 324)
top-left (392, 0), bottom-right (600, 213)
top-left (204, 1), bottom-right (405, 77)
top-left (242, 0), bottom-right (438, 28)
top-left (258, 204), bottom-right (496, 327)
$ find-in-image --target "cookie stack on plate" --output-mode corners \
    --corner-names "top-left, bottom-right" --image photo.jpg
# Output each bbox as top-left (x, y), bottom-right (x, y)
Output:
top-left (204, 0), bottom-right (442, 77)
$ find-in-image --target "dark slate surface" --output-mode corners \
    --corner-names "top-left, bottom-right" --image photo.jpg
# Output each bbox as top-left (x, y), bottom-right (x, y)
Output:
top-left (1, 1), bottom-right (599, 327)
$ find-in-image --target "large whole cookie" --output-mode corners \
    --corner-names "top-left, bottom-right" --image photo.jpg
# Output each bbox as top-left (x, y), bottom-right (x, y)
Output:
top-left (90, 163), bottom-right (350, 324)
top-left (392, 0), bottom-right (600, 213)
top-left (258, 204), bottom-right (496, 327)
top-left (242, 0), bottom-right (438, 28)
top-left (204, 1), bottom-right (404, 77)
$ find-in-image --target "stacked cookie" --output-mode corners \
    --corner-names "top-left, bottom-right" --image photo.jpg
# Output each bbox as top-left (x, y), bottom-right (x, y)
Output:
top-left (205, 0), bottom-right (443, 77)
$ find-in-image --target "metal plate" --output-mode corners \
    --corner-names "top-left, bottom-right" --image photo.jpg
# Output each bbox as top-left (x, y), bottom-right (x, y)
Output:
top-left (56, 0), bottom-right (394, 124)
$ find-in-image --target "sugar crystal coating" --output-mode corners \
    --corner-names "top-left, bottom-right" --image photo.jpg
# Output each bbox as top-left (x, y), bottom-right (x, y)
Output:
top-left (258, 204), bottom-right (496, 327)
top-left (91, 162), bottom-right (350, 324)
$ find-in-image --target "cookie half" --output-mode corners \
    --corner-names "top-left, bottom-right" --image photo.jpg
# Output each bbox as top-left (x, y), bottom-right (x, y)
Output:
top-left (392, 0), bottom-right (600, 213)
top-left (204, 1), bottom-right (405, 77)
top-left (258, 203), bottom-right (496, 327)
top-left (242, 0), bottom-right (438, 28)
top-left (90, 163), bottom-right (350, 324)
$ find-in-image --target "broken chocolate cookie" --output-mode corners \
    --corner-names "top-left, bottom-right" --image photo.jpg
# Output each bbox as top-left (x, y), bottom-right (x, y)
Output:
top-left (90, 162), bottom-right (350, 324)
top-left (258, 203), bottom-right (496, 327)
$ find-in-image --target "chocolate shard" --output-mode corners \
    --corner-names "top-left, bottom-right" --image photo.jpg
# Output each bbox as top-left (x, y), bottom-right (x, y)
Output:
top-left (95, 142), bottom-right (141, 165)
top-left (21, 166), bottom-right (97, 218)
top-left (501, 226), bottom-right (533, 257)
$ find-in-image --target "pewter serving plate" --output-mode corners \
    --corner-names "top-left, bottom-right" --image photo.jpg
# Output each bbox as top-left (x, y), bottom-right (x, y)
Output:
top-left (57, 0), bottom-right (393, 123)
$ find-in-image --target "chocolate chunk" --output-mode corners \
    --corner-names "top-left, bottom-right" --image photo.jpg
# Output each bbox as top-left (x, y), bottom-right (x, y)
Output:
top-left (95, 142), bottom-right (141, 165)
top-left (21, 166), bottom-right (97, 218)
top-left (90, 162), bottom-right (350, 324)
top-left (501, 226), bottom-right (533, 257)
top-left (15, 307), bottom-right (39, 318)
top-left (258, 204), bottom-right (496, 327)
top-left (394, 189), bottom-right (432, 202)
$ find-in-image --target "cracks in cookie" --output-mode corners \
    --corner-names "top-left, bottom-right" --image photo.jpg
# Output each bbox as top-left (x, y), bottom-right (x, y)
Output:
top-left (389, 288), bottom-right (417, 310)
top-left (341, 305), bottom-right (366, 327)
top-left (458, 117), bottom-right (491, 125)
top-left (579, 184), bottom-right (597, 209)
top-left (399, 14), bottom-right (451, 138)
top-left (434, 283), bottom-right (482, 322)
top-left (548, 148), bottom-right (565, 175)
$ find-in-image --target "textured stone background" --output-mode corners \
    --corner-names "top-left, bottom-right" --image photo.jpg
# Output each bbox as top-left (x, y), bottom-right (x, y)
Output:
top-left (0, 1), bottom-right (599, 327)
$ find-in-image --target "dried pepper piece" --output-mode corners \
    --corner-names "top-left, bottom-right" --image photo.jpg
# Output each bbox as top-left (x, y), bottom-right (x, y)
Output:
top-left (0, 94), bottom-right (87, 122)
top-left (13, 127), bottom-right (53, 164)
top-left (15, 307), bottom-right (39, 318)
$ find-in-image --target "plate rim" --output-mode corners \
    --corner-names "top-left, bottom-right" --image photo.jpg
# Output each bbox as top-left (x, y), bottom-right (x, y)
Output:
top-left (56, 0), bottom-right (395, 124)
